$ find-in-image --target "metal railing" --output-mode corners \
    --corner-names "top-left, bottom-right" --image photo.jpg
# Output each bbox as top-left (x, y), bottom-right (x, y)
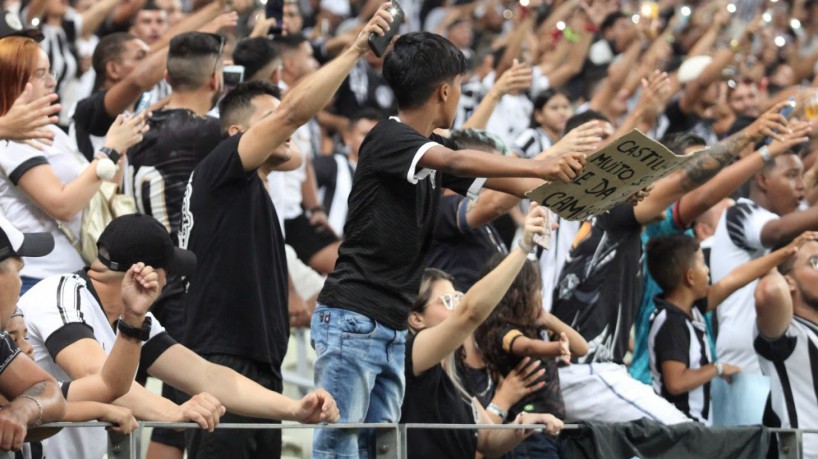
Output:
top-left (6, 422), bottom-right (814, 459)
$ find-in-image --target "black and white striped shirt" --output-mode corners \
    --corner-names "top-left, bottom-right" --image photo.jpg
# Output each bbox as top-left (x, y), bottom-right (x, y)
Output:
top-left (755, 316), bottom-right (818, 457)
top-left (512, 127), bottom-right (554, 159)
top-left (649, 296), bottom-right (712, 424)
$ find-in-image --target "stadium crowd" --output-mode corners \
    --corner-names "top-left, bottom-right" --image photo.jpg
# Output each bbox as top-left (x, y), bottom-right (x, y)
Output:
top-left (0, 0), bottom-right (816, 457)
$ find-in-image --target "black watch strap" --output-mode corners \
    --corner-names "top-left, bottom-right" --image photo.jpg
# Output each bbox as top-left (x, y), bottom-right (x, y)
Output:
top-left (117, 315), bottom-right (152, 341)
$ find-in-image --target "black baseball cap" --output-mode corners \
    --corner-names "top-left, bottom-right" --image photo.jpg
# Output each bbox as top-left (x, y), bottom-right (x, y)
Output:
top-left (0, 214), bottom-right (54, 262)
top-left (0, 11), bottom-right (43, 41)
top-left (97, 214), bottom-right (196, 276)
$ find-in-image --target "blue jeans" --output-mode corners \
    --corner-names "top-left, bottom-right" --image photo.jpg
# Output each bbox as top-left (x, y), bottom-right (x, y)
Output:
top-left (310, 305), bottom-right (406, 459)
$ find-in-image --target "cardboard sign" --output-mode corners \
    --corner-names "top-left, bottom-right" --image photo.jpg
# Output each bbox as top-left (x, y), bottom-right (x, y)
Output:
top-left (526, 130), bottom-right (696, 221)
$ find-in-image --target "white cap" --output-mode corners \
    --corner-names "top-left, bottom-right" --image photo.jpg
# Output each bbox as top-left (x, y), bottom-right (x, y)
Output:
top-left (678, 55), bottom-right (713, 84)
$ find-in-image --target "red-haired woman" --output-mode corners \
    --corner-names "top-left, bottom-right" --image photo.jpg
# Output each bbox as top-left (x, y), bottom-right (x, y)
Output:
top-left (0, 36), bottom-right (147, 293)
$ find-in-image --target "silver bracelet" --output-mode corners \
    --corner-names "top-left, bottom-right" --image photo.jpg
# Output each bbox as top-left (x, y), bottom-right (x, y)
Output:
top-left (517, 239), bottom-right (535, 254)
top-left (486, 403), bottom-right (508, 422)
top-left (17, 394), bottom-right (43, 427)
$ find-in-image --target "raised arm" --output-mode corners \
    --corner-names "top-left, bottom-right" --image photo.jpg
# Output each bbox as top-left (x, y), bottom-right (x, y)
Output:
top-left (755, 266), bottom-right (795, 339)
top-left (237, 3), bottom-right (394, 172)
top-left (677, 120), bottom-right (812, 226)
top-left (17, 113), bottom-right (148, 221)
top-left (463, 60), bottom-right (531, 130)
top-left (80, 0), bottom-right (123, 37)
top-left (633, 104), bottom-right (789, 224)
top-left (411, 204), bottom-right (547, 375)
top-left (64, 263), bottom-right (159, 403)
top-left (709, 232), bottom-right (818, 309)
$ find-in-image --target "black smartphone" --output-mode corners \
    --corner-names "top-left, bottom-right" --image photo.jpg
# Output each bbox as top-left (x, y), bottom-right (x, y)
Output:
top-left (223, 65), bottom-right (245, 87)
top-left (266, 0), bottom-right (284, 35)
top-left (368, 1), bottom-right (404, 58)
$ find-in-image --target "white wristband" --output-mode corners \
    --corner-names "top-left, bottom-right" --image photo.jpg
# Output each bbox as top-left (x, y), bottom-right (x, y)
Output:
top-left (95, 158), bottom-right (117, 180)
top-left (486, 403), bottom-right (508, 421)
top-left (518, 239), bottom-right (535, 253)
top-left (759, 146), bottom-right (773, 163)
top-left (714, 361), bottom-right (724, 376)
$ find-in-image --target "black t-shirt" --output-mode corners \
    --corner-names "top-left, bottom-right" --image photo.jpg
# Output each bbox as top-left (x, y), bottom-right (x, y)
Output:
top-left (72, 90), bottom-right (117, 160)
top-left (551, 203), bottom-right (643, 364)
top-left (126, 109), bottom-right (223, 340)
top-left (491, 324), bottom-right (565, 419)
top-left (127, 109), bottom-right (224, 240)
top-left (401, 332), bottom-right (477, 459)
top-left (426, 195), bottom-right (507, 292)
top-left (317, 119), bottom-right (478, 330)
top-left (178, 134), bottom-right (288, 375)
top-left (663, 99), bottom-right (717, 144)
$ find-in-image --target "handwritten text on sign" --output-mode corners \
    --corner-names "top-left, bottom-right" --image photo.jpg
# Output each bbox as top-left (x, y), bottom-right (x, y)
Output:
top-left (526, 130), bottom-right (696, 221)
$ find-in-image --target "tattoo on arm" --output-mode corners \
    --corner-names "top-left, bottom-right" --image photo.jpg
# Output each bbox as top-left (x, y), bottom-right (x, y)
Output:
top-left (23, 381), bottom-right (46, 398)
top-left (680, 130), bottom-right (750, 190)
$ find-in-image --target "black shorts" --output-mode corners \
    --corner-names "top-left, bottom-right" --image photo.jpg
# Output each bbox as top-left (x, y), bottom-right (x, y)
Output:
top-left (284, 212), bottom-right (339, 262)
top-left (185, 353), bottom-right (283, 459)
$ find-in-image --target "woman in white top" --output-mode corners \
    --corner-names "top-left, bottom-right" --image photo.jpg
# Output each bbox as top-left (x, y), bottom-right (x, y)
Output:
top-left (0, 36), bottom-right (147, 293)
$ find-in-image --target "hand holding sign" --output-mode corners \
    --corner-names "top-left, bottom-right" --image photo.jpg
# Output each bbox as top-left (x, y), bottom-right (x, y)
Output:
top-left (532, 150), bottom-right (588, 183)
top-left (527, 130), bottom-right (692, 221)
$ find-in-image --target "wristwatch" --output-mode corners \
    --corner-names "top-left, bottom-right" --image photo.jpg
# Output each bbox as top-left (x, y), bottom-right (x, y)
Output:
top-left (117, 315), bottom-right (152, 341)
top-left (714, 361), bottom-right (724, 376)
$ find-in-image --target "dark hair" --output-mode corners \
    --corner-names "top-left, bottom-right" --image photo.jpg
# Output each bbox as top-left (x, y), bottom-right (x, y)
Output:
top-left (127, 0), bottom-right (163, 28)
top-left (646, 234), bottom-right (700, 292)
top-left (662, 132), bottom-right (707, 156)
top-left (348, 107), bottom-right (383, 130)
top-left (564, 110), bottom-right (610, 135)
top-left (233, 37), bottom-right (279, 81)
top-left (383, 32), bottom-right (467, 110)
top-left (450, 128), bottom-right (509, 155)
top-left (218, 80), bottom-right (282, 135)
top-left (473, 255), bottom-right (542, 381)
top-left (530, 88), bottom-right (569, 128)
top-left (91, 32), bottom-right (138, 91)
top-left (273, 33), bottom-right (309, 53)
top-left (167, 32), bottom-right (222, 90)
top-left (411, 268), bottom-right (455, 317)
top-left (600, 11), bottom-right (627, 33)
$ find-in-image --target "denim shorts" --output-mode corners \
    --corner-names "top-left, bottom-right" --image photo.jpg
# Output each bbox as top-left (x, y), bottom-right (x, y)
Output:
top-left (310, 305), bottom-right (406, 459)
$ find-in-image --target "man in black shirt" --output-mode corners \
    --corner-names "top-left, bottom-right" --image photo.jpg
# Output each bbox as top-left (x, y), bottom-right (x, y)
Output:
top-left (177, 7), bottom-right (396, 458)
top-left (124, 31), bottom-right (225, 457)
top-left (313, 31), bottom-right (588, 458)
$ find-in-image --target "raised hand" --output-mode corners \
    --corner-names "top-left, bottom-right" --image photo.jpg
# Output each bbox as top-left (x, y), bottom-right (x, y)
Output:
top-left (637, 70), bottom-right (672, 117)
top-left (493, 59), bottom-right (532, 96)
top-left (121, 263), bottom-right (162, 324)
top-left (549, 120), bottom-right (607, 157)
top-left (294, 389), bottom-right (339, 423)
top-left (521, 202), bottom-right (549, 250)
top-left (250, 13), bottom-right (279, 38)
top-left (353, 2), bottom-right (395, 55)
top-left (104, 111), bottom-right (151, 154)
top-left (767, 119), bottom-right (811, 157)
top-left (746, 101), bottom-right (793, 144)
top-left (0, 83), bottom-right (60, 148)
top-left (200, 11), bottom-right (239, 34)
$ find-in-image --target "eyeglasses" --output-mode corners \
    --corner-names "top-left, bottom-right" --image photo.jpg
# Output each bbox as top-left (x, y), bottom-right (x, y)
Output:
top-left (809, 255), bottom-right (818, 270)
top-left (32, 69), bottom-right (56, 83)
top-left (438, 292), bottom-right (464, 310)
